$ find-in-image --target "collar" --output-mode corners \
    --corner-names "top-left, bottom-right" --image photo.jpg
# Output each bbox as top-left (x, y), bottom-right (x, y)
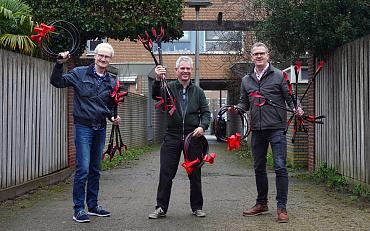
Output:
top-left (254, 63), bottom-right (270, 79)
top-left (175, 79), bottom-right (192, 89)
top-left (93, 66), bottom-right (107, 78)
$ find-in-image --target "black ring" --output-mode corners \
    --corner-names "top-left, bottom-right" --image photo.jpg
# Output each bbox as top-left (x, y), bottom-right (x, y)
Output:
top-left (214, 105), bottom-right (250, 142)
top-left (41, 20), bottom-right (80, 59)
top-left (183, 132), bottom-right (209, 169)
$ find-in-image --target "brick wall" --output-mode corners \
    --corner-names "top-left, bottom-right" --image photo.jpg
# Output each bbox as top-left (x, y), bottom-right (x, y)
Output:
top-left (66, 61), bottom-right (76, 168)
top-left (182, 0), bottom-right (264, 21)
top-left (286, 84), bottom-right (309, 168)
top-left (109, 38), bottom-right (236, 81)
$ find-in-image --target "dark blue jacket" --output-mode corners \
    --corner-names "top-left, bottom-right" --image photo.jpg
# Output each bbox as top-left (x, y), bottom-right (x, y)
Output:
top-left (50, 63), bottom-right (116, 127)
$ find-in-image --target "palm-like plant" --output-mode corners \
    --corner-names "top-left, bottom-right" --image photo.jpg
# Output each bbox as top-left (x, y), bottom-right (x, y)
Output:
top-left (0, 0), bottom-right (35, 54)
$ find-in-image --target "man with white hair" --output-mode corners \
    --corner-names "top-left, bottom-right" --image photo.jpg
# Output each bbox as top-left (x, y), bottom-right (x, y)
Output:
top-left (50, 43), bottom-right (120, 223)
top-left (149, 56), bottom-right (211, 219)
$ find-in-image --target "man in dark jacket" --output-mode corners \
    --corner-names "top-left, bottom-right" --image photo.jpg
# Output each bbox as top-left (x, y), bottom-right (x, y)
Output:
top-left (148, 56), bottom-right (211, 219)
top-left (50, 43), bottom-right (120, 223)
top-left (236, 42), bottom-right (303, 223)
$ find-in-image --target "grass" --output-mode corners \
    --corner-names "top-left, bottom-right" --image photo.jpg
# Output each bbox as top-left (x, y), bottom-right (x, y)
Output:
top-left (101, 145), bottom-right (159, 170)
top-left (311, 162), bottom-right (370, 200)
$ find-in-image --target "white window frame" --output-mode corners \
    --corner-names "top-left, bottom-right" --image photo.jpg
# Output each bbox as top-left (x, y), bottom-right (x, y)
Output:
top-left (204, 31), bottom-right (243, 54)
top-left (155, 31), bottom-right (192, 54)
top-left (86, 38), bottom-right (107, 55)
top-left (283, 65), bottom-right (308, 83)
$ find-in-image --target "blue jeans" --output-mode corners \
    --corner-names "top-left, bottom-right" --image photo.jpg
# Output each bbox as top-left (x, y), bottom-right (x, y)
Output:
top-left (251, 129), bottom-right (288, 209)
top-left (73, 124), bottom-right (106, 212)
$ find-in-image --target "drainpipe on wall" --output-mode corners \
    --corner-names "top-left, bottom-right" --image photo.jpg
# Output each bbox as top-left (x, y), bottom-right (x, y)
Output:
top-left (147, 70), bottom-right (156, 144)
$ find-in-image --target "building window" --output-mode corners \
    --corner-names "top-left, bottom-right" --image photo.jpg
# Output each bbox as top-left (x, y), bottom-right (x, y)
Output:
top-left (153, 31), bottom-right (192, 53)
top-left (204, 31), bottom-right (242, 53)
top-left (283, 66), bottom-right (308, 83)
top-left (86, 38), bottom-right (107, 55)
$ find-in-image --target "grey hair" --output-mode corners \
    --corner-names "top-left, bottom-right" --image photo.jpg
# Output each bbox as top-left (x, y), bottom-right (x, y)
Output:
top-left (250, 42), bottom-right (269, 54)
top-left (94, 42), bottom-right (114, 57)
top-left (175, 56), bottom-right (193, 69)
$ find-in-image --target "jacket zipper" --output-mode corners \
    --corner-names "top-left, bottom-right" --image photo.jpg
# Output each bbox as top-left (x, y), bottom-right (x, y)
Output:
top-left (181, 87), bottom-right (188, 141)
top-left (258, 82), bottom-right (262, 130)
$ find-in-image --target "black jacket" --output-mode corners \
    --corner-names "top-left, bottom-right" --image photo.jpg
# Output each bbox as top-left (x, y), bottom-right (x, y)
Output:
top-left (238, 63), bottom-right (294, 131)
top-left (50, 63), bottom-right (116, 127)
top-left (152, 79), bottom-right (211, 139)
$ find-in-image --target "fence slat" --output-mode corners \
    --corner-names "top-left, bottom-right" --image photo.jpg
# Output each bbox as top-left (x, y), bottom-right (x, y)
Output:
top-left (0, 50), bottom-right (68, 190)
top-left (315, 35), bottom-right (370, 184)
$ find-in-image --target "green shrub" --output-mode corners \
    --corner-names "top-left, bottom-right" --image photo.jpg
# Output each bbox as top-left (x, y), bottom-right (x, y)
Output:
top-left (101, 145), bottom-right (158, 170)
top-left (313, 162), bottom-right (348, 188)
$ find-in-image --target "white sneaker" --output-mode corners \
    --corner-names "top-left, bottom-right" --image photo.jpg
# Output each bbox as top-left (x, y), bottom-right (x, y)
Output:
top-left (192, 210), bottom-right (206, 217)
top-left (148, 207), bottom-right (166, 219)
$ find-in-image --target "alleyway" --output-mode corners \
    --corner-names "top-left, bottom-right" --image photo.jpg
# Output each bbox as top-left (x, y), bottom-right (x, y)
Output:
top-left (0, 138), bottom-right (369, 231)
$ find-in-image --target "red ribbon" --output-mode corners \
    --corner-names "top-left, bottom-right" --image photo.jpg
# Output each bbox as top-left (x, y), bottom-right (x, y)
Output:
top-left (283, 71), bottom-right (293, 94)
top-left (203, 153), bottom-right (216, 164)
top-left (226, 132), bottom-right (241, 151)
top-left (295, 60), bottom-right (302, 73)
top-left (31, 22), bottom-right (55, 44)
top-left (110, 80), bottom-right (128, 106)
top-left (249, 91), bottom-right (267, 106)
top-left (181, 159), bottom-right (201, 175)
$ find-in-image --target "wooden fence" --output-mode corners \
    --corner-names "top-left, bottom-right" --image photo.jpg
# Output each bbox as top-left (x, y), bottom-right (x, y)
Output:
top-left (0, 49), bottom-right (68, 189)
top-left (0, 50), bottom-right (166, 196)
top-left (315, 35), bottom-right (370, 184)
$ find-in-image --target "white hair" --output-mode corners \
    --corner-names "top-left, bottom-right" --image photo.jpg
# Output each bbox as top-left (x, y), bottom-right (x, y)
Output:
top-left (175, 56), bottom-right (193, 68)
top-left (94, 42), bottom-right (114, 57)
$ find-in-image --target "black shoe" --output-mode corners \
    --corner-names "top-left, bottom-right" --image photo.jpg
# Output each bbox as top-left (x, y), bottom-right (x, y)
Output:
top-left (192, 210), bottom-right (206, 217)
top-left (148, 207), bottom-right (166, 219)
top-left (87, 205), bottom-right (111, 217)
top-left (73, 210), bottom-right (90, 223)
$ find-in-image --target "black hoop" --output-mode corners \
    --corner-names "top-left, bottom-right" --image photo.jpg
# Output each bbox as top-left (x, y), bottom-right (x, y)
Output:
top-left (183, 132), bottom-right (209, 169)
top-left (214, 105), bottom-right (250, 142)
top-left (41, 20), bottom-right (80, 59)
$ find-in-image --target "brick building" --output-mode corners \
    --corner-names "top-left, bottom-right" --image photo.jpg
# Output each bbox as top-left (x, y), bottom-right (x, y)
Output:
top-left (82, 0), bottom-right (261, 94)
top-left (81, 0), bottom-right (310, 168)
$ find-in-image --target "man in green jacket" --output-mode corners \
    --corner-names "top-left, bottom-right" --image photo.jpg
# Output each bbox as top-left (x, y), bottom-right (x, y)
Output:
top-left (149, 56), bottom-right (211, 219)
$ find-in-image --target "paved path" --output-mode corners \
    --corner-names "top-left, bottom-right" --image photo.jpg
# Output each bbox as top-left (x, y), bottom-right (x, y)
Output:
top-left (1, 138), bottom-right (369, 231)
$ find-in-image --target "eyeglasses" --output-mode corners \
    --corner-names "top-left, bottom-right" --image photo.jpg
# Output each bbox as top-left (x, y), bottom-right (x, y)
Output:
top-left (179, 67), bottom-right (192, 71)
top-left (252, 52), bottom-right (267, 57)
top-left (96, 53), bottom-right (111, 59)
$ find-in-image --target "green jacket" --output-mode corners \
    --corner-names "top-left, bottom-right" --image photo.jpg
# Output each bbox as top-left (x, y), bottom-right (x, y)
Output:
top-left (152, 79), bottom-right (211, 139)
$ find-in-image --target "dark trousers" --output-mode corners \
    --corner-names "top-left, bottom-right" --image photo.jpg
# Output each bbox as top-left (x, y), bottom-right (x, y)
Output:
top-left (156, 134), bottom-right (203, 213)
top-left (251, 129), bottom-right (288, 209)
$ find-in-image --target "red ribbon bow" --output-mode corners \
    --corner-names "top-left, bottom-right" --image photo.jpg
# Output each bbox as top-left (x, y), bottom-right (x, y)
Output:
top-left (31, 22), bottom-right (55, 44)
top-left (203, 153), bottom-right (216, 164)
top-left (181, 159), bottom-right (201, 175)
top-left (110, 80), bottom-right (128, 106)
top-left (226, 132), bottom-right (241, 151)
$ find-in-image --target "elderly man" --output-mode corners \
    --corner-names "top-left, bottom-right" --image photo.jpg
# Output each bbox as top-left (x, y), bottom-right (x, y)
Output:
top-left (50, 43), bottom-right (120, 223)
top-left (149, 56), bottom-right (211, 219)
top-left (236, 42), bottom-right (303, 223)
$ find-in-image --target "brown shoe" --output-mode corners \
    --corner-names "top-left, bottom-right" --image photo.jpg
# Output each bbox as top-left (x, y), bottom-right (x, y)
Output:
top-left (277, 208), bottom-right (289, 223)
top-left (242, 204), bottom-right (269, 216)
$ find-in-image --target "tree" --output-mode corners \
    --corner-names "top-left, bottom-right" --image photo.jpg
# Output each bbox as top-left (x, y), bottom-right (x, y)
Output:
top-left (255, 0), bottom-right (370, 59)
top-left (24, 0), bottom-right (184, 58)
top-left (0, 0), bottom-right (35, 54)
